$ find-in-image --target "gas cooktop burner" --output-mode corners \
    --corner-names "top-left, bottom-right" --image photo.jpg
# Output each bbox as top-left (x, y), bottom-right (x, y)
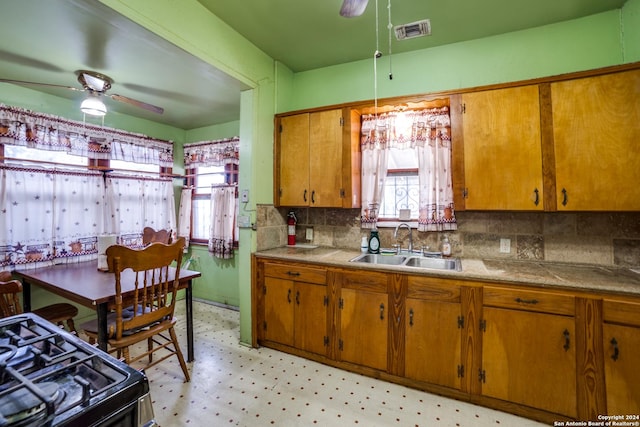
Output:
top-left (0, 382), bottom-right (58, 426)
top-left (0, 313), bottom-right (151, 427)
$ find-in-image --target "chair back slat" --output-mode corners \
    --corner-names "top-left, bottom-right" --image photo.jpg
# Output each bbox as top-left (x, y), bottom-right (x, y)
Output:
top-left (106, 237), bottom-right (185, 340)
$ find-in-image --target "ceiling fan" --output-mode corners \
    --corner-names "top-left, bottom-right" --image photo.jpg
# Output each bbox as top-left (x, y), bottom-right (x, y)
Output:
top-left (340, 0), bottom-right (369, 17)
top-left (0, 70), bottom-right (164, 115)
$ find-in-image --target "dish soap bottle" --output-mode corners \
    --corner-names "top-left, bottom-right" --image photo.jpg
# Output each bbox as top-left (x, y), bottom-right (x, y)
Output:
top-left (368, 227), bottom-right (380, 254)
top-left (360, 236), bottom-right (368, 253)
top-left (441, 234), bottom-right (452, 257)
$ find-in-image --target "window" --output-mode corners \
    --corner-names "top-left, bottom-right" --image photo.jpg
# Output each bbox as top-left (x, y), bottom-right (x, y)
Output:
top-left (378, 148), bottom-right (419, 220)
top-left (189, 163), bottom-right (238, 242)
top-left (360, 106), bottom-right (456, 232)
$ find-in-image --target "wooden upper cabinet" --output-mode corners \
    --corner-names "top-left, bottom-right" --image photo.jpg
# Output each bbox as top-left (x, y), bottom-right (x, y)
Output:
top-left (461, 85), bottom-right (544, 210)
top-left (278, 113), bottom-right (310, 206)
top-left (275, 108), bottom-right (361, 208)
top-left (551, 69), bottom-right (640, 211)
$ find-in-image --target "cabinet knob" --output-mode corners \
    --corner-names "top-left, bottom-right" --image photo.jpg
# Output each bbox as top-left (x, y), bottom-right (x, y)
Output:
top-left (379, 303), bottom-right (385, 320)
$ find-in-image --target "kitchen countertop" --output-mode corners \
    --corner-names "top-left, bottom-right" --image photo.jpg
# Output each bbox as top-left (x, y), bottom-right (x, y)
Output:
top-left (255, 246), bottom-right (640, 297)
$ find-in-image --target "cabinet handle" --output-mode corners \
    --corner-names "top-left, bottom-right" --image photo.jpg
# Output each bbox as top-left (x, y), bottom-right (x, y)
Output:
top-left (610, 337), bottom-right (619, 361)
top-left (561, 188), bottom-right (568, 206)
top-left (311, 190), bottom-right (316, 204)
top-left (287, 271), bottom-right (300, 277)
top-left (409, 308), bottom-right (414, 326)
top-left (515, 297), bottom-right (538, 305)
top-left (379, 303), bottom-right (385, 320)
top-left (295, 290), bottom-right (300, 305)
top-left (533, 188), bottom-right (539, 206)
top-left (287, 289), bottom-right (292, 303)
top-left (563, 329), bottom-right (570, 351)
top-left (303, 189), bottom-right (307, 202)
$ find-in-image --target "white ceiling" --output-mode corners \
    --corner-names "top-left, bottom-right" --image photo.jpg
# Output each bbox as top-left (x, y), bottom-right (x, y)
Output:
top-left (0, 0), bottom-right (629, 131)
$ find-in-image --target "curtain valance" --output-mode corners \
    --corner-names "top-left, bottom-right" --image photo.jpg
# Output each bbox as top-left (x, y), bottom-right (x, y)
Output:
top-left (0, 104), bottom-right (173, 167)
top-left (183, 137), bottom-right (239, 167)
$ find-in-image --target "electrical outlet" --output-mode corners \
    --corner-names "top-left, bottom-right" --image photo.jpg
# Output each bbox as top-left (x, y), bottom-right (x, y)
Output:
top-left (305, 227), bottom-right (314, 241)
top-left (499, 238), bottom-right (511, 253)
top-left (240, 189), bottom-right (249, 203)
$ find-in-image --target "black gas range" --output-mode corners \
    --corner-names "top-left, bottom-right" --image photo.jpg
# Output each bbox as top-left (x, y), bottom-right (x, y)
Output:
top-left (0, 313), bottom-right (157, 427)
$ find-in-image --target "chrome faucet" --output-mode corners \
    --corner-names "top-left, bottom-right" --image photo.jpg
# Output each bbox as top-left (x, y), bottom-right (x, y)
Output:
top-left (393, 223), bottom-right (413, 253)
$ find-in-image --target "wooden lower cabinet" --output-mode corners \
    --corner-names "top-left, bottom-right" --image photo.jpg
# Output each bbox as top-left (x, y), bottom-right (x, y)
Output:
top-left (602, 299), bottom-right (640, 414)
top-left (338, 271), bottom-right (389, 371)
top-left (405, 277), bottom-right (465, 390)
top-left (482, 307), bottom-right (577, 417)
top-left (253, 256), bottom-right (638, 423)
top-left (262, 263), bottom-right (328, 356)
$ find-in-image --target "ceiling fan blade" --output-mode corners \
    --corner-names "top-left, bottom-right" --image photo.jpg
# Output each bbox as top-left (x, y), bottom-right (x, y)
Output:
top-left (0, 78), bottom-right (83, 92)
top-left (340, 0), bottom-right (369, 17)
top-left (109, 93), bottom-right (164, 114)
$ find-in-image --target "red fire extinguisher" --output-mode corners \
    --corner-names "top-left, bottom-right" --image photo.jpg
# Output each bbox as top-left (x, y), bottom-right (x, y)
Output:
top-left (287, 210), bottom-right (297, 246)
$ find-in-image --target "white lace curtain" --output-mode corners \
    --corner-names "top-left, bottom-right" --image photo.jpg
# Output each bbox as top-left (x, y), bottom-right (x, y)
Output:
top-left (360, 106), bottom-right (457, 232)
top-left (0, 104), bottom-right (174, 166)
top-left (0, 165), bottom-right (176, 268)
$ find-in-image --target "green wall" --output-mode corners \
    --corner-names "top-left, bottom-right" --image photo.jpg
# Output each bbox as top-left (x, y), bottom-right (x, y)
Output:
top-left (284, 10), bottom-right (629, 112)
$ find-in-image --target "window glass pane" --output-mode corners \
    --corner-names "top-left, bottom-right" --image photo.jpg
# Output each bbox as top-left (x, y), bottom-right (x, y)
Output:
top-left (192, 197), bottom-right (210, 240)
top-left (195, 165), bottom-right (225, 192)
top-left (379, 173), bottom-right (419, 219)
top-left (4, 145), bottom-right (86, 167)
top-left (110, 159), bottom-right (159, 173)
top-left (387, 147), bottom-right (418, 169)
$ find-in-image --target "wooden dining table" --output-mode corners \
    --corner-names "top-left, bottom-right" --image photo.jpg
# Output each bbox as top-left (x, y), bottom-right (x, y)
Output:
top-left (14, 260), bottom-right (201, 362)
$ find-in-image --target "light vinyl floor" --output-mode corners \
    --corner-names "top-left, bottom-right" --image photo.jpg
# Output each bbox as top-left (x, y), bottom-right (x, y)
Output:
top-left (139, 301), bottom-right (547, 427)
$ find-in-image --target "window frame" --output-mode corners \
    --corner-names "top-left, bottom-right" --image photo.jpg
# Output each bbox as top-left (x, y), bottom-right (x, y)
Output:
top-left (187, 163), bottom-right (238, 245)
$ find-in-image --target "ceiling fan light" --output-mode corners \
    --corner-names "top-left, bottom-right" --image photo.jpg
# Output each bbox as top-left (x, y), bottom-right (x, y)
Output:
top-left (81, 95), bottom-right (107, 116)
top-left (340, 0), bottom-right (369, 17)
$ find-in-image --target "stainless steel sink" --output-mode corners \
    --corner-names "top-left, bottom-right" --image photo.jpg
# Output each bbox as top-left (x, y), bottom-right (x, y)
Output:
top-left (404, 256), bottom-right (459, 271)
top-left (349, 254), bottom-right (407, 265)
top-left (349, 253), bottom-right (461, 271)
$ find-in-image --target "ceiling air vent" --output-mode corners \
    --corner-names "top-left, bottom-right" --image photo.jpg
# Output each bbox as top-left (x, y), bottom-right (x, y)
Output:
top-left (394, 19), bottom-right (431, 40)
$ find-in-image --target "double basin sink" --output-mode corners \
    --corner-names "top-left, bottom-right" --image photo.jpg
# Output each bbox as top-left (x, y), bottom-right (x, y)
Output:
top-left (350, 253), bottom-right (461, 271)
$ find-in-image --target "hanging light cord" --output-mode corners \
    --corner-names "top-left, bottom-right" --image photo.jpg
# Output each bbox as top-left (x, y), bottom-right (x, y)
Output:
top-left (387, 0), bottom-right (393, 80)
top-left (374, 0), bottom-right (380, 118)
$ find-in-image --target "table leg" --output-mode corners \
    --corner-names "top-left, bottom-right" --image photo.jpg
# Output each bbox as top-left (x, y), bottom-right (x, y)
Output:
top-left (22, 280), bottom-right (32, 313)
top-left (186, 280), bottom-right (194, 362)
top-left (96, 303), bottom-right (108, 352)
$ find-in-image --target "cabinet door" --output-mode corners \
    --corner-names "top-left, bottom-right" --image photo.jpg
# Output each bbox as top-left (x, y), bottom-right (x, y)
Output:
top-left (339, 287), bottom-right (388, 371)
top-left (405, 298), bottom-right (461, 389)
top-left (551, 69), bottom-right (640, 210)
top-left (482, 307), bottom-right (577, 417)
top-left (462, 85), bottom-right (543, 210)
top-left (263, 277), bottom-right (294, 346)
top-left (603, 323), bottom-right (640, 414)
top-left (279, 113), bottom-right (310, 206)
top-left (309, 109), bottom-right (343, 207)
top-left (295, 282), bottom-right (328, 356)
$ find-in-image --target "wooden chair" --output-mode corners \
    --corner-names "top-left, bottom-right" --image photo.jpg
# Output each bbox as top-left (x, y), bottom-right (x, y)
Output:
top-left (142, 227), bottom-right (171, 246)
top-left (0, 271), bottom-right (79, 333)
top-left (81, 237), bottom-right (190, 382)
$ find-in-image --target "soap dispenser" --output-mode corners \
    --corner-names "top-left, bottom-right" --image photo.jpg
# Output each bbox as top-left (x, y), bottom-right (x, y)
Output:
top-left (368, 227), bottom-right (381, 254)
top-left (360, 236), bottom-right (368, 253)
top-left (441, 234), bottom-right (452, 257)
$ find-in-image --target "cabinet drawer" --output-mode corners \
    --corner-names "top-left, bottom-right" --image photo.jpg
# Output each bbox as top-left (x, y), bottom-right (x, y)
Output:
top-left (603, 299), bottom-right (640, 327)
top-left (340, 270), bottom-right (388, 293)
top-left (407, 276), bottom-right (461, 302)
top-left (263, 262), bottom-right (326, 285)
top-left (483, 286), bottom-right (575, 316)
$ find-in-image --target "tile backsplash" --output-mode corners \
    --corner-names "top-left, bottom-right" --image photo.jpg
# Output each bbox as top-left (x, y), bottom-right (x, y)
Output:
top-left (256, 205), bottom-right (640, 267)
